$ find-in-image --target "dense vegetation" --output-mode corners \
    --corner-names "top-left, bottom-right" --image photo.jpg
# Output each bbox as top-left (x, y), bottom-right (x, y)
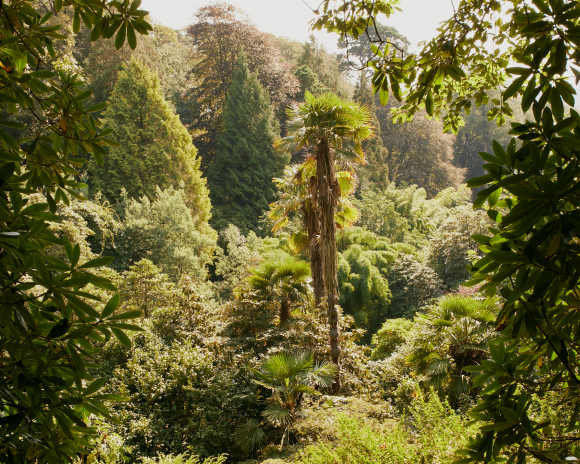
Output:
top-left (0, 0), bottom-right (579, 463)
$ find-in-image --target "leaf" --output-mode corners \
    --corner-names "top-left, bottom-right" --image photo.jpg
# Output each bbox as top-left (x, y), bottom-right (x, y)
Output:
top-left (115, 22), bottom-right (127, 50)
top-left (78, 256), bottom-right (114, 269)
top-left (84, 378), bottom-right (107, 396)
top-left (111, 328), bottom-right (131, 348)
top-left (101, 294), bottom-right (120, 318)
top-left (47, 318), bottom-right (70, 338)
top-left (425, 89), bottom-right (434, 115)
top-left (127, 23), bottom-right (137, 50)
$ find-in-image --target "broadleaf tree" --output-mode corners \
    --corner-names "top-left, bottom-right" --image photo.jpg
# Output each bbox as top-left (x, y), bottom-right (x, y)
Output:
top-left (0, 0), bottom-right (152, 461)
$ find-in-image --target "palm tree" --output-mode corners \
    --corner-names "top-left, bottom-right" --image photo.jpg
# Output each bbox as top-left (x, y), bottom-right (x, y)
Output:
top-left (408, 294), bottom-right (499, 405)
top-left (275, 91), bottom-right (374, 393)
top-left (234, 351), bottom-right (337, 452)
top-left (268, 160), bottom-right (360, 306)
top-left (247, 256), bottom-right (311, 323)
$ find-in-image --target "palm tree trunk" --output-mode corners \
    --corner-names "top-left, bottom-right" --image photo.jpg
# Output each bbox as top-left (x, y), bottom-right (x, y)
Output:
top-left (315, 137), bottom-right (342, 394)
top-left (304, 200), bottom-right (324, 306)
top-left (280, 299), bottom-right (291, 323)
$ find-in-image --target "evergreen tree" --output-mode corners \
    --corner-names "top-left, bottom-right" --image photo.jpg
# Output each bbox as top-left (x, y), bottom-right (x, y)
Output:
top-left (208, 52), bottom-right (288, 234)
top-left (89, 58), bottom-right (211, 226)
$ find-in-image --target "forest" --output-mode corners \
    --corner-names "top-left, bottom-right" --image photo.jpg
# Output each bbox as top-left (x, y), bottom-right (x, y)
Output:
top-left (0, 0), bottom-right (579, 463)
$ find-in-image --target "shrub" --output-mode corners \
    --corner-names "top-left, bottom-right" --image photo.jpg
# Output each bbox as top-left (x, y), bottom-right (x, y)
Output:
top-left (296, 414), bottom-right (416, 464)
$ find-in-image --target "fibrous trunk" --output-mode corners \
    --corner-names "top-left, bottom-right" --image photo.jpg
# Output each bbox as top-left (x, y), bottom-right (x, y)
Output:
top-left (304, 195), bottom-right (324, 306)
top-left (315, 137), bottom-right (342, 394)
top-left (280, 299), bottom-right (291, 323)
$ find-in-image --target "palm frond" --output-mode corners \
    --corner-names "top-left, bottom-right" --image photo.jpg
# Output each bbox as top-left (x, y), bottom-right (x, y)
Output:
top-left (234, 420), bottom-right (265, 452)
top-left (288, 231), bottom-right (308, 253)
top-left (262, 404), bottom-right (293, 425)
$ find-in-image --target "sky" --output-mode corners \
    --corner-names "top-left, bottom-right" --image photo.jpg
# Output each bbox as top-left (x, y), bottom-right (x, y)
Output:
top-left (140, 0), bottom-right (455, 52)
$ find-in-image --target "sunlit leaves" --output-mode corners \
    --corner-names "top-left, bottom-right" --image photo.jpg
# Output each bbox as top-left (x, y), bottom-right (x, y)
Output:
top-left (0, 0), bottom-right (151, 460)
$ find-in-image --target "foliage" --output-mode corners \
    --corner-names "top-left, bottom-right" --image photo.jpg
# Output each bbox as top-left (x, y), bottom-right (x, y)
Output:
top-left (408, 295), bottom-right (499, 403)
top-left (119, 185), bottom-right (217, 283)
top-left (102, 324), bottom-right (240, 460)
top-left (374, 95), bottom-right (465, 196)
top-left (387, 253), bottom-right (444, 318)
top-left (457, 25), bottom-right (580, 464)
top-left (428, 205), bottom-right (490, 288)
top-left (89, 59), bottom-right (210, 219)
top-left (293, 65), bottom-right (328, 102)
top-left (337, 228), bottom-right (406, 337)
top-left (354, 183), bottom-right (472, 246)
top-left (79, 23), bottom-right (194, 108)
top-left (213, 225), bottom-right (263, 303)
top-left (295, 391), bottom-right (474, 464)
top-left (140, 454), bottom-right (228, 464)
top-left (248, 257), bottom-right (311, 323)
top-left (185, 3), bottom-right (298, 171)
top-left (208, 52), bottom-right (287, 234)
top-left (296, 414), bottom-right (415, 464)
top-left (235, 352), bottom-right (337, 452)
top-left (452, 93), bottom-right (524, 180)
top-left (352, 72), bottom-right (389, 189)
top-left (296, 36), bottom-right (353, 99)
top-left (370, 317), bottom-right (414, 360)
top-left (0, 0), bottom-right (152, 460)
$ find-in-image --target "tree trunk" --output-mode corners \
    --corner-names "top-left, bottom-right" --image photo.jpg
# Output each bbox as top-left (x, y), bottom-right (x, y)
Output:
top-left (315, 137), bottom-right (342, 394)
top-left (304, 197), bottom-right (324, 306)
top-left (280, 299), bottom-right (291, 323)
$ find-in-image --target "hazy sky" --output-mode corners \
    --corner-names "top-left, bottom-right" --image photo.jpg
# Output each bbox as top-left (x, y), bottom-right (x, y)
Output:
top-left (141, 0), bottom-right (455, 52)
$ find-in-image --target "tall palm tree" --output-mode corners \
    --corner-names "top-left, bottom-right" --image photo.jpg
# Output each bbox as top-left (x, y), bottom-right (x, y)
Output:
top-left (275, 91), bottom-right (374, 393)
top-left (247, 256), bottom-right (311, 323)
top-left (268, 160), bottom-right (360, 306)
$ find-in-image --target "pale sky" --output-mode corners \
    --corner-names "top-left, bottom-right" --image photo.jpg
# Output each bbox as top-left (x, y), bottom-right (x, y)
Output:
top-left (141, 0), bottom-right (455, 52)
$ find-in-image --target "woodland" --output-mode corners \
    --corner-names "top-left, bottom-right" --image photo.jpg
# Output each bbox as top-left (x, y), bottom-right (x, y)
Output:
top-left (0, 0), bottom-right (579, 463)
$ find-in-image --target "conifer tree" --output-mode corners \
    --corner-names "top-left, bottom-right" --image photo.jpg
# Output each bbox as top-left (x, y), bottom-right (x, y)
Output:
top-left (208, 52), bottom-right (288, 234)
top-left (89, 58), bottom-right (211, 227)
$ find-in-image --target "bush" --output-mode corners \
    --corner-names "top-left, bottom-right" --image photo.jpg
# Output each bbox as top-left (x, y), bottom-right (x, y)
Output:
top-left (296, 414), bottom-right (416, 464)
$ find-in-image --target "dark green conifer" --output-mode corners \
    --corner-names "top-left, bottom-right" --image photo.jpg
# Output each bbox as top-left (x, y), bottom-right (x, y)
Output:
top-left (89, 58), bottom-right (211, 227)
top-left (208, 52), bottom-right (288, 234)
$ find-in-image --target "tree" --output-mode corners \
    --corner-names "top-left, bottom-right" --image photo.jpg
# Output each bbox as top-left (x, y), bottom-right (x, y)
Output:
top-left (408, 294), bottom-right (498, 405)
top-left (119, 185), bottom-right (217, 283)
top-left (208, 52), bottom-right (287, 234)
top-left (297, 36), bottom-right (353, 98)
top-left (352, 72), bottom-right (389, 189)
top-left (234, 352), bottom-right (337, 452)
top-left (79, 23), bottom-right (194, 108)
top-left (247, 257), bottom-right (311, 324)
top-left (268, 160), bottom-right (360, 306)
top-left (89, 59), bottom-right (211, 220)
top-left (314, 0), bottom-right (580, 461)
top-left (0, 0), bottom-right (152, 460)
top-left (294, 65), bottom-right (328, 102)
top-left (276, 92), bottom-right (373, 393)
top-left (185, 3), bottom-right (298, 171)
top-left (375, 95), bottom-right (465, 196)
top-left (337, 23), bottom-right (409, 75)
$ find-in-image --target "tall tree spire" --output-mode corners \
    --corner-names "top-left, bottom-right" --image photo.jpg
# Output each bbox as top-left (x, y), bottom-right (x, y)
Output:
top-left (208, 52), bottom-right (288, 234)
